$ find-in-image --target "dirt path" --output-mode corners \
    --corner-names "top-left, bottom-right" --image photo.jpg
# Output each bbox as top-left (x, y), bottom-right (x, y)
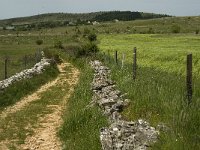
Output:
top-left (0, 76), bottom-right (60, 120)
top-left (20, 63), bottom-right (80, 150)
top-left (0, 62), bottom-right (80, 150)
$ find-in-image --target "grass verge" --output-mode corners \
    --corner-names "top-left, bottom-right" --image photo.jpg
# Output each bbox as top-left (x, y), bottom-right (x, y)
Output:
top-left (59, 56), bottom-right (108, 150)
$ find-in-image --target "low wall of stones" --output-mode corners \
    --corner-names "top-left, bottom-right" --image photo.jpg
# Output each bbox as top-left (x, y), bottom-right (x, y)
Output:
top-left (0, 58), bottom-right (52, 90)
top-left (90, 60), bottom-right (159, 150)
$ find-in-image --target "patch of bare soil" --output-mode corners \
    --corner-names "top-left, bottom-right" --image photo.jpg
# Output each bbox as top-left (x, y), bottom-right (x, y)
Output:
top-left (20, 63), bottom-right (80, 150)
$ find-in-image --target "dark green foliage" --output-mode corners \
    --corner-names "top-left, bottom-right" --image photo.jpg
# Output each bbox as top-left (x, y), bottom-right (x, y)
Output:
top-left (148, 27), bottom-right (154, 34)
top-left (195, 29), bottom-right (199, 34)
top-left (88, 33), bottom-right (97, 42)
top-left (0, 65), bottom-right (59, 111)
top-left (171, 25), bottom-right (181, 33)
top-left (64, 42), bottom-right (99, 58)
top-left (82, 42), bottom-right (99, 54)
top-left (36, 39), bottom-right (43, 45)
top-left (93, 11), bottom-right (170, 22)
top-left (94, 11), bottom-right (142, 21)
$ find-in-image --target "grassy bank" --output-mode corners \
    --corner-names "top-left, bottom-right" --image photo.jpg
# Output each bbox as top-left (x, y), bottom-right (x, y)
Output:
top-left (0, 64), bottom-right (59, 112)
top-left (59, 56), bottom-right (108, 150)
top-left (98, 34), bottom-right (200, 149)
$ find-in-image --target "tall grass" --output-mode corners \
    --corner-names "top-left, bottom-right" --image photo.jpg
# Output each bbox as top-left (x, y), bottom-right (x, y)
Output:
top-left (59, 57), bottom-right (108, 150)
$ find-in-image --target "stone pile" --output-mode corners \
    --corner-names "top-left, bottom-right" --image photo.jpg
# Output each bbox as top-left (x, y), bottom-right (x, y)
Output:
top-left (90, 60), bottom-right (159, 150)
top-left (0, 58), bottom-right (52, 90)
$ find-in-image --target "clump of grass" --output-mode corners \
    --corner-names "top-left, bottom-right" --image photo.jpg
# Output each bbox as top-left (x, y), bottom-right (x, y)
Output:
top-left (59, 57), bottom-right (107, 150)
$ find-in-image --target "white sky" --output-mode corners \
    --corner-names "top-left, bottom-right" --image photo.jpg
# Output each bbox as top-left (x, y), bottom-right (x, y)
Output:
top-left (0, 0), bottom-right (200, 19)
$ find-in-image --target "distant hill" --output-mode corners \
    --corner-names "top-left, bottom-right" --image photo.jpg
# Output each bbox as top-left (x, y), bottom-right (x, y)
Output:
top-left (0, 11), bottom-right (170, 30)
top-left (93, 11), bottom-right (169, 22)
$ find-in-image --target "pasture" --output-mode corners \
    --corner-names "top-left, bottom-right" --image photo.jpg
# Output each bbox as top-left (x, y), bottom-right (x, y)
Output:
top-left (99, 34), bottom-right (200, 149)
top-left (0, 16), bottom-right (200, 149)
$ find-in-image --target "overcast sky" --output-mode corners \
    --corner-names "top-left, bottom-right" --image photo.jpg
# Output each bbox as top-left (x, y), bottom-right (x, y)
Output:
top-left (0, 0), bottom-right (200, 19)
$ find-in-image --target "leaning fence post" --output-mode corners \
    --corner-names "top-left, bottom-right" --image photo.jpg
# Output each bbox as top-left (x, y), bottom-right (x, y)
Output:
top-left (115, 50), bottom-right (118, 64)
top-left (186, 54), bottom-right (192, 104)
top-left (5, 57), bottom-right (8, 79)
top-left (133, 47), bottom-right (137, 80)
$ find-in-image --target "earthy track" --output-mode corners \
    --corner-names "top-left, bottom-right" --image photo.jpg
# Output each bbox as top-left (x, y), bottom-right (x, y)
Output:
top-left (0, 62), bottom-right (80, 150)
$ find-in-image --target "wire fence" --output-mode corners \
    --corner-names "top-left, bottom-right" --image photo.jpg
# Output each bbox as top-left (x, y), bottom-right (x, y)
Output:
top-left (100, 47), bottom-right (193, 104)
top-left (0, 51), bottom-right (42, 81)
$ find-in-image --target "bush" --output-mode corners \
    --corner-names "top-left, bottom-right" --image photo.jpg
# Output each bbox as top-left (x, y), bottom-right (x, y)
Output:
top-left (64, 42), bottom-right (99, 58)
top-left (195, 29), bottom-right (199, 34)
top-left (88, 33), bottom-right (97, 42)
top-left (64, 43), bottom-right (83, 58)
top-left (148, 27), bottom-right (154, 34)
top-left (82, 42), bottom-right (99, 54)
top-left (54, 41), bottom-right (64, 49)
top-left (36, 39), bottom-right (43, 45)
top-left (43, 48), bottom-right (62, 63)
top-left (171, 25), bottom-right (181, 33)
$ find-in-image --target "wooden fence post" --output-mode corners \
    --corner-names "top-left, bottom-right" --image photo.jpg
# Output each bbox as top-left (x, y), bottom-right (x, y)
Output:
top-left (4, 57), bottom-right (8, 79)
top-left (24, 55), bottom-right (27, 68)
top-left (35, 52), bottom-right (38, 63)
top-left (122, 53), bottom-right (125, 69)
top-left (103, 52), bottom-right (106, 62)
top-left (108, 50), bottom-right (110, 63)
top-left (115, 50), bottom-right (118, 64)
top-left (133, 47), bottom-right (137, 80)
top-left (186, 54), bottom-right (192, 104)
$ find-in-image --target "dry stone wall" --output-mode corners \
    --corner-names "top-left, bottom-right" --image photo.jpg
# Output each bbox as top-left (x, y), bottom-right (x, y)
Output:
top-left (0, 58), bottom-right (52, 90)
top-left (90, 60), bottom-right (159, 150)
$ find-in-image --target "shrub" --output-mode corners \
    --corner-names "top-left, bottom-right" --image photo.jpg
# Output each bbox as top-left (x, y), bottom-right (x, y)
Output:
top-left (148, 27), bottom-right (154, 34)
top-left (82, 42), bottom-right (99, 54)
top-left (64, 42), bottom-right (99, 58)
top-left (43, 48), bottom-right (62, 63)
top-left (171, 25), bottom-right (181, 33)
top-left (64, 43), bottom-right (83, 58)
top-left (88, 33), bottom-right (97, 42)
top-left (36, 39), bottom-right (43, 45)
top-left (195, 29), bottom-right (199, 35)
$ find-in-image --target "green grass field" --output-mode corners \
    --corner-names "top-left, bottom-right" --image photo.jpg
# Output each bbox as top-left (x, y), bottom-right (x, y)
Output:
top-left (0, 34), bottom-right (74, 80)
top-left (0, 15), bottom-right (200, 149)
top-left (98, 34), bottom-right (200, 149)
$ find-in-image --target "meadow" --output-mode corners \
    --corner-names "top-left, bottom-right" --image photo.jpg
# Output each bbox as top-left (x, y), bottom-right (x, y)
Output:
top-left (98, 34), bottom-right (200, 149)
top-left (0, 34), bottom-right (73, 80)
top-left (0, 16), bottom-right (200, 149)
